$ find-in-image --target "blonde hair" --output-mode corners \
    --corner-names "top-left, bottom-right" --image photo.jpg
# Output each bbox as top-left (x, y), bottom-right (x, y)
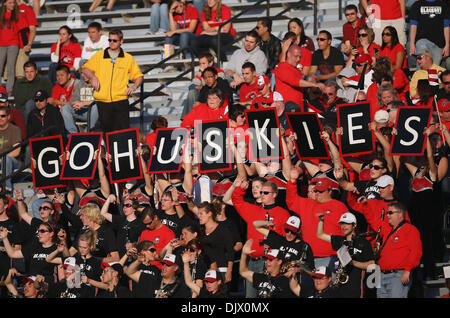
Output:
top-left (79, 229), bottom-right (98, 250)
top-left (80, 204), bottom-right (103, 225)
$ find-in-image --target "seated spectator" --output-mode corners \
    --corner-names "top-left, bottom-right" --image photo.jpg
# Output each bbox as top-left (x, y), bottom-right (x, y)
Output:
top-left (26, 90), bottom-right (66, 141)
top-left (0, 89), bottom-right (26, 139)
top-left (180, 87), bottom-right (229, 129)
top-left (0, 106), bottom-right (22, 192)
top-left (81, 22), bottom-right (109, 62)
top-left (166, 0), bottom-right (200, 59)
top-left (147, 0), bottom-right (169, 35)
top-left (272, 44), bottom-right (325, 110)
top-left (288, 18), bottom-right (315, 52)
top-left (89, 0), bottom-right (117, 13)
top-left (196, 67), bottom-right (233, 108)
top-left (340, 4), bottom-right (366, 56)
top-left (408, 0), bottom-right (449, 68)
top-left (279, 32), bottom-right (312, 76)
top-left (410, 49), bottom-right (446, 98)
top-left (438, 98), bottom-right (450, 130)
top-left (191, 0), bottom-right (236, 61)
top-left (348, 25), bottom-right (381, 67)
top-left (48, 65), bottom-right (76, 109)
top-left (13, 60), bottom-right (52, 121)
top-left (339, 54), bottom-right (374, 101)
top-left (415, 79), bottom-right (435, 108)
top-left (145, 115), bottom-right (168, 148)
top-left (237, 62), bottom-right (270, 107)
top-left (309, 30), bottom-right (345, 82)
top-left (379, 26), bottom-right (406, 70)
top-left (255, 17), bottom-right (281, 74)
top-left (438, 70), bottom-right (450, 100)
top-left (225, 30), bottom-right (268, 88)
top-left (309, 81), bottom-right (347, 130)
top-left (60, 62), bottom-right (99, 135)
top-left (49, 25), bottom-right (82, 85)
top-left (376, 83), bottom-right (399, 113)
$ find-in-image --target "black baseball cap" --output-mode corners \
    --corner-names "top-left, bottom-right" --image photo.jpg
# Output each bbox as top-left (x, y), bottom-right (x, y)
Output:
top-left (34, 90), bottom-right (48, 101)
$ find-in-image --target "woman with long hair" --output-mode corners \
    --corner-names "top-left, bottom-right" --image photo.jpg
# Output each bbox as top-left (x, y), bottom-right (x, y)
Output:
top-left (191, 0), bottom-right (235, 61)
top-left (379, 26), bottom-right (406, 70)
top-left (415, 79), bottom-right (435, 108)
top-left (287, 18), bottom-right (314, 52)
top-left (0, 0), bottom-right (20, 95)
top-left (347, 25), bottom-right (381, 67)
top-left (181, 237), bottom-right (207, 297)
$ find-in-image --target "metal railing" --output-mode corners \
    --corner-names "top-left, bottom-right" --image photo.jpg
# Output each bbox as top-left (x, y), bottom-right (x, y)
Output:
top-left (0, 125), bottom-right (57, 191)
top-left (216, 0), bottom-right (312, 67)
top-left (129, 47), bottom-right (196, 132)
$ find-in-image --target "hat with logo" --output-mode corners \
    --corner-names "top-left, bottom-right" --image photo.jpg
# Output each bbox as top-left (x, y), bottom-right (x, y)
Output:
top-left (0, 92), bottom-right (8, 103)
top-left (204, 270), bottom-right (221, 282)
top-left (101, 261), bottom-right (124, 278)
top-left (438, 98), bottom-right (450, 112)
top-left (272, 91), bottom-right (284, 102)
top-left (34, 90), bottom-right (48, 101)
top-left (285, 216), bottom-right (301, 232)
top-left (314, 178), bottom-right (334, 192)
top-left (162, 253), bottom-right (177, 266)
top-left (375, 175), bottom-right (395, 188)
top-left (63, 257), bottom-right (77, 270)
top-left (354, 54), bottom-right (371, 64)
top-left (338, 212), bottom-right (357, 224)
top-left (312, 266), bottom-right (332, 278)
top-left (265, 249), bottom-right (281, 260)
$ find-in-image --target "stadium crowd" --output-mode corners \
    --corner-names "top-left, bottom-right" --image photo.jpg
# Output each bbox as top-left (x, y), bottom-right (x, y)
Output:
top-left (0, 0), bottom-right (449, 299)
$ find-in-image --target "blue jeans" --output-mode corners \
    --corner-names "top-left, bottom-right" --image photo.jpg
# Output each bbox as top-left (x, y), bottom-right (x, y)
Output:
top-left (1, 156), bottom-right (19, 190)
top-left (245, 257), bottom-right (265, 298)
top-left (150, 3), bottom-right (169, 33)
top-left (193, 0), bottom-right (205, 18)
top-left (61, 103), bottom-right (99, 134)
top-left (165, 33), bottom-right (196, 58)
top-left (377, 270), bottom-right (411, 298)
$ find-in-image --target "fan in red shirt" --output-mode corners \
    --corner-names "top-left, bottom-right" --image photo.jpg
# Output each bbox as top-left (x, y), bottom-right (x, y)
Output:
top-left (139, 208), bottom-right (176, 269)
top-left (379, 26), bottom-right (406, 70)
top-left (279, 32), bottom-right (312, 76)
top-left (50, 25), bottom-right (82, 71)
top-left (48, 65), bottom-right (76, 108)
top-left (180, 87), bottom-right (229, 129)
top-left (145, 115), bottom-right (168, 148)
top-left (238, 62), bottom-right (270, 106)
top-left (437, 98), bottom-right (450, 130)
top-left (341, 4), bottom-right (366, 56)
top-left (272, 44), bottom-right (324, 111)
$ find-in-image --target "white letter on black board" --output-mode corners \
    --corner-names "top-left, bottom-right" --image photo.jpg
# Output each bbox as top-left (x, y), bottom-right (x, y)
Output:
top-left (113, 139), bottom-right (134, 172)
top-left (348, 113), bottom-right (364, 145)
top-left (302, 122), bottom-right (314, 150)
top-left (254, 119), bottom-right (275, 150)
top-left (157, 136), bottom-right (182, 164)
top-left (205, 130), bottom-right (222, 162)
top-left (38, 147), bottom-right (59, 178)
top-left (70, 142), bottom-right (95, 170)
top-left (400, 116), bottom-right (420, 147)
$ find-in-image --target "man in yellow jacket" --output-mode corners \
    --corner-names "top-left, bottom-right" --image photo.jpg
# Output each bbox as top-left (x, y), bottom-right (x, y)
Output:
top-left (82, 29), bottom-right (143, 133)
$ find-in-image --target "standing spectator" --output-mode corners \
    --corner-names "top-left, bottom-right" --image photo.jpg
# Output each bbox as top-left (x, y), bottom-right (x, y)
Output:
top-left (166, 0), bottom-right (199, 59)
top-left (60, 62), bottom-right (99, 135)
top-left (191, 0), bottom-right (236, 61)
top-left (96, 262), bottom-right (132, 298)
top-left (288, 266), bottom-right (338, 298)
top-left (147, 0), bottom-right (169, 35)
top-left (340, 4), bottom-right (366, 56)
top-left (317, 212), bottom-right (375, 298)
top-left (255, 17), bottom-right (281, 74)
top-left (184, 268), bottom-right (225, 298)
top-left (154, 253), bottom-right (190, 298)
top-left (438, 69), bottom-right (450, 100)
top-left (379, 26), bottom-right (407, 70)
top-left (49, 25), bottom-right (82, 85)
top-left (287, 18), bottom-right (314, 52)
top-left (410, 49), bottom-right (446, 98)
top-left (224, 30), bottom-right (268, 88)
top-left (309, 30), bottom-right (345, 82)
top-left (408, 0), bottom-right (449, 68)
top-left (272, 44), bottom-right (325, 110)
top-left (13, 60), bottom-right (52, 121)
top-left (0, 105), bottom-right (21, 192)
top-left (0, 0), bottom-right (20, 96)
top-left (81, 22), bottom-right (109, 62)
top-left (82, 29), bottom-right (143, 133)
top-left (375, 202), bottom-right (422, 298)
top-left (14, 0), bottom-right (37, 80)
top-left (48, 65), bottom-right (76, 109)
top-left (360, 0), bottom-right (407, 47)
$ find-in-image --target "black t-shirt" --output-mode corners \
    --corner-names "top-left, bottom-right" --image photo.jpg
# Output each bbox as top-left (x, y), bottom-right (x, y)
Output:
top-left (48, 281), bottom-right (86, 298)
top-left (73, 225), bottom-right (117, 259)
top-left (311, 46), bottom-right (345, 76)
top-left (154, 277), bottom-right (191, 298)
top-left (157, 210), bottom-right (190, 238)
top-left (71, 254), bottom-right (103, 298)
top-left (354, 179), bottom-right (380, 200)
top-left (300, 285), bottom-right (340, 298)
top-left (252, 273), bottom-right (295, 298)
top-left (409, 0), bottom-right (449, 48)
top-left (265, 230), bottom-right (315, 271)
top-left (203, 222), bottom-right (235, 268)
top-left (0, 218), bottom-right (17, 276)
top-left (218, 218), bottom-right (242, 251)
top-left (133, 264), bottom-right (161, 298)
top-left (21, 242), bottom-right (57, 280)
top-left (111, 215), bottom-right (145, 257)
top-left (198, 78), bottom-right (234, 105)
top-left (331, 235), bottom-right (375, 298)
top-left (96, 285), bottom-right (132, 298)
top-left (198, 285), bottom-right (227, 298)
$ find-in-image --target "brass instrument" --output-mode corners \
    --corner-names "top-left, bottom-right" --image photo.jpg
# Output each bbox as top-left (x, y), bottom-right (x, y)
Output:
top-left (331, 263), bottom-right (349, 287)
top-left (280, 244), bottom-right (310, 274)
top-left (155, 280), bottom-right (180, 298)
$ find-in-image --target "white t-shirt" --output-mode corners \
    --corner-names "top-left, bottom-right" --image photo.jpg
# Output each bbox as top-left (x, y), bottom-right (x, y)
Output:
top-left (82, 34), bottom-right (109, 60)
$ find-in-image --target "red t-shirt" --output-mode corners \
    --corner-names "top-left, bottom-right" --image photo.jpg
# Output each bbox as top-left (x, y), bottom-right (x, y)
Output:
top-left (145, 131), bottom-right (157, 148)
top-left (180, 101), bottom-right (229, 129)
top-left (51, 41), bottom-right (82, 69)
top-left (393, 68), bottom-right (409, 101)
top-left (139, 225), bottom-right (176, 269)
top-left (343, 18), bottom-right (366, 47)
top-left (201, 6), bottom-right (236, 37)
top-left (239, 75), bottom-right (270, 102)
top-left (272, 62), bottom-right (304, 105)
top-left (370, 0), bottom-right (403, 20)
top-left (51, 78), bottom-right (76, 104)
top-left (0, 11), bottom-right (19, 46)
top-left (17, 3), bottom-right (37, 48)
top-left (278, 47), bottom-right (311, 76)
top-left (357, 43), bottom-right (381, 59)
top-left (380, 43), bottom-right (407, 69)
top-left (174, 5), bottom-right (201, 35)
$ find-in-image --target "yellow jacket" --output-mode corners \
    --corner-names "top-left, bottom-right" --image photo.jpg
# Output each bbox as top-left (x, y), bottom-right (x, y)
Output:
top-left (84, 48), bottom-right (143, 103)
top-left (410, 64), bottom-right (445, 98)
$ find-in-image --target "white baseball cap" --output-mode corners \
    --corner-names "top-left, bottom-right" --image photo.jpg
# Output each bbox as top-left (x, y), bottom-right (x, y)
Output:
top-left (338, 212), bottom-right (357, 224)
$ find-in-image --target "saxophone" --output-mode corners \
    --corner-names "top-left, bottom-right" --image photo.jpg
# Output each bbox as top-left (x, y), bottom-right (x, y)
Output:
top-left (331, 263), bottom-right (349, 287)
top-left (155, 279), bottom-right (180, 298)
top-left (280, 244), bottom-right (309, 274)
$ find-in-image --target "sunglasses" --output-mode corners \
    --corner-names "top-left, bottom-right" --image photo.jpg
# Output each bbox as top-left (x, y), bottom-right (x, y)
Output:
top-left (312, 189), bottom-right (325, 193)
top-left (387, 210), bottom-right (400, 215)
top-left (442, 81), bottom-right (450, 85)
top-left (369, 163), bottom-right (383, 170)
top-left (358, 33), bottom-right (368, 37)
top-left (108, 39), bottom-right (119, 43)
top-left (34, 98), bottom-right (46, 102)
top-left (382, 33), bottom-right (392, 36)
top-left (345, 12), bottom-right (356, 16)
top-left (185, 247), bottom-right (197, 252)
top-left (0, 114), bottom-right (7, 118)
top-left (356, 63), bottom-right (364, 67)
top-left (260, 191), bottom-right (273, 195)
top-left (316, 37), bottom-right (328, 42)
top-left (285, 228), bottom-right (296, 235)
top-left (146, 248), bottom-right (156, 253)
top-left (37, 229), bottom-right (52, 233)
top-left (39, 206), bottom-right (52, 211)
top-left (102, 268), bottom-right (115, 273)
top-left (416, 55), bottom-right (424, 60)
top-left (123, 203), bottom-right (133, 208)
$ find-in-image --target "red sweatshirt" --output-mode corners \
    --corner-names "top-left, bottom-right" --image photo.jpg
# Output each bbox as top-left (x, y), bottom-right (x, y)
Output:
top-left (286, 180), bottom-right (347, 257)
top-left (232, 187), bottom-right (290, 258)
top-left (180, 102), bottom-right (229, 129)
